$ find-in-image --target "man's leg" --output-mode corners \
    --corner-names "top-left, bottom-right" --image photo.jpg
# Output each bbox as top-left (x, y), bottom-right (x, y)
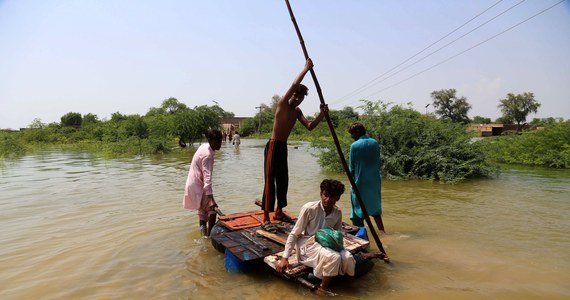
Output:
top-left (199, 220), bottom-right (207, 236)
top-left (274, 142), bottom-right (288, 218)
top-left (206, 213), bottom-right (216, 236)
top-left (319, 276), bottom-right (333, 290)
top-left (374, 215), bottom-right (386, 233)
top-left (262, 140), bottom-right (276, 222)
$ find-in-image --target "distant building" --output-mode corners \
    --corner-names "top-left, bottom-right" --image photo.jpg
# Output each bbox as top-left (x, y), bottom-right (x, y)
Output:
top-left (221, 117), bottom-right (248, 136)
top-left (467, 123), bottom-right (534, 136)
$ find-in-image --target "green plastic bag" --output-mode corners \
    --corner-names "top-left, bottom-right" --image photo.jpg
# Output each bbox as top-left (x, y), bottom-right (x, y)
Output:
top-left (315, 228), bottom-right (344, 252)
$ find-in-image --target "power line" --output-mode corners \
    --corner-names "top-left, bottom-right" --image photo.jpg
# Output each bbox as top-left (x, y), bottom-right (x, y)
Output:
top-left (331, 0), bottom-right (506, 106)
top-left (358, 0), bottom-right (526, 97)
top-left (361, 0), bottom-right (566, 101)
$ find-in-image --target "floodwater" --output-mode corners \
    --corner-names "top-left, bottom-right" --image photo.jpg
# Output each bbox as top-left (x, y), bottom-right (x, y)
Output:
top-left (1, 139), bottom-right (569, 300)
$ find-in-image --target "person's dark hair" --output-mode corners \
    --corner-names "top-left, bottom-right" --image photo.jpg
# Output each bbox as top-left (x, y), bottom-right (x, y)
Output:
top-left (294, 84), bottom-right (309, 96)
top-left (320, 179), bottom-right (345, 197)
top-left (348, 122), bottom-right (366, 135)
top-left (206, 129), bottom-right (223, 141)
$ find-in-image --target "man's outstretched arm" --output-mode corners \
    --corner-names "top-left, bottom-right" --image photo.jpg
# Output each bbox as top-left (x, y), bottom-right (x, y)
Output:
top-left (279, 58), bottom-right (313, 105)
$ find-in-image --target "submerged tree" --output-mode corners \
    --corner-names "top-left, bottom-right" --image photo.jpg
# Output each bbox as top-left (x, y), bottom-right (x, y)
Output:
top-left (430, 89), bottom-right (471, 124)
top-left (498, 92), bottom-right (540, 132)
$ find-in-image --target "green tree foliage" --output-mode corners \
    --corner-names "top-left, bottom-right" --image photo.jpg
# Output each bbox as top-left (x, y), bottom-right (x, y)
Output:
top-left (530, 117), bottom-right (563, 126)
top-left (175, 109), bottom-right (199, 143)
top-left (431, 89), bottom-right (471, 123)
top-left (312, 100), bottom-right (495, 182)
top-left (1, 98), bottom-right (234, 157)
top-left (161, 97), bottom-right (189, 114)
top-left (210, 104), bottom-right (235, 118)
top-left (328, 106), bottom-right (360, 128)
top-left (498, 92), bottom-right (540, 132)
top-left (194, 105), bottom-right (222, 132)
top-left (60, 112), bottom-right (83, 126)
top-left (110, 112), bottom-right (127, 123)
top-left (472, 116), bottom-right (491, 124)
top-left (82, 113), bottom-right (99, 125)
top-left (495, 115), bottom-right (514, 124)
top-left (481, 120), bottom-right (570, 168)
top-left (28, 118), bottom-right (46, 129)
top-left (123, 115), bottom-right (148, 139)
top-left (0, 131), bottom-right (25, 159)
top-left (240, 106), bottom-right (273, 137)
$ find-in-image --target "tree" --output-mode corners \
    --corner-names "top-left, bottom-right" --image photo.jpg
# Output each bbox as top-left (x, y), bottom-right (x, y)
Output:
top-left (430, 89), bottom-right (471, 123)
top-left (110, 112), bottom-right (127, 123)
top-left (498, 92), bottom-right (540, 132)
top-left (269, 94), bottom-right (280, 112)
top-left (495, 115), bottom-right (513, 124)
top-left (160, 97), bottom-right (188, 114)
top-left (123, 115), bottom-right (148, 139)
top-left (29, 118), bottom-right (46, 129)
top-left (82, 113), bottom-right (99, 125)
top-left (472, 116), bottom-right (491, 124)
top-left (328, 106), bottom-right (360, 128)
top-left (60, 112), bottom-right (83, 127)
top-left (209, 104), bottom-right (235, 118)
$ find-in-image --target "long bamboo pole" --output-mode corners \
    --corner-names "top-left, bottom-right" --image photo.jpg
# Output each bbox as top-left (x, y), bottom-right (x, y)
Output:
top-left (284, 0), bottom-right (388, 259)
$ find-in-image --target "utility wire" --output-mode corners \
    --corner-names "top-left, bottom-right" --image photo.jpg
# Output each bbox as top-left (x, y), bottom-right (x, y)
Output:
top-left (331, 0), bottom-right (506, 106)
top-left (355, 0), bottom-right (526, 100)
top-left (361, 0), bottom-right (566, 101)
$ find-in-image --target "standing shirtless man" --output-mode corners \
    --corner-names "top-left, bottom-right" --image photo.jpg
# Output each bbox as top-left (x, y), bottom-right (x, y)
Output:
top-left (262, 58), bottom-right (328, 223)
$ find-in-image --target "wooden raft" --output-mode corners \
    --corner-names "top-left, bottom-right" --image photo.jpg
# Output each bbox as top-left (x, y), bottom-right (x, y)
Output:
top-left (211, 210), bottom-right (296, 262)
top-left (211, 210), bottom-right (370, 273)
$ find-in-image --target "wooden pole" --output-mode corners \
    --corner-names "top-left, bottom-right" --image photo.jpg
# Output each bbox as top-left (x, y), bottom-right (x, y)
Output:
top-left (284, 0), bottom-right (388, 259)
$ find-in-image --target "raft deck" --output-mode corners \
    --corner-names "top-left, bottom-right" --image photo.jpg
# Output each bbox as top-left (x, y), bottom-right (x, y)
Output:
top-left (211, 210), bottom-right (370, 278)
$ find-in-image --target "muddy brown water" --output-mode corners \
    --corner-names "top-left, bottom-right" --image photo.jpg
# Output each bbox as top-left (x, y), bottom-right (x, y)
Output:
top-left (1, 139), bottom-right (569, 299)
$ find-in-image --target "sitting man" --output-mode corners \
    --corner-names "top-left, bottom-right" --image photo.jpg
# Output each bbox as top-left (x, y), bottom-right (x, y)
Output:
top-left (276, 179), bottom-right (355, 293)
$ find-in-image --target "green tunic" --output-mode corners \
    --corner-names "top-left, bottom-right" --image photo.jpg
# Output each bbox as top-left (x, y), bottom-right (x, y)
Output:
top-left (349, 135), bottom-right (381, 225)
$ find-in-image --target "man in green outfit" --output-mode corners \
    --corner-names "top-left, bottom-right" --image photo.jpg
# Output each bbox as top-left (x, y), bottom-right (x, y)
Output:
top-left (348, 122), bottom-right (385, 233)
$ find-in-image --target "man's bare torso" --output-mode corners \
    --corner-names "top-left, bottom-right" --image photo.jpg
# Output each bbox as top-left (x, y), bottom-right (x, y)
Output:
top-left (271, 100), bottom-right (300, 141)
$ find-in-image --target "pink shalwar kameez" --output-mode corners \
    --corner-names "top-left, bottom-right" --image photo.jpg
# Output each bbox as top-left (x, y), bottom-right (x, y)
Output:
top-left (182, 143), bottom-right (215, 221)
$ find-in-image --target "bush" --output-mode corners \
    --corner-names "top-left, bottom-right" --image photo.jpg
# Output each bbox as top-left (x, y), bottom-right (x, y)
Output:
top-left (481, 120), bottom-right (570, 168)
top-left (311, 101), bottom-right (496, 182)
top-left (0, 131), bottom-right (26, 159)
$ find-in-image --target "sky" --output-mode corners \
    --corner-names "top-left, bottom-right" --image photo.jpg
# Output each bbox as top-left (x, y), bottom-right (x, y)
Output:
top-left (1, 0), bottom-right (569, 129)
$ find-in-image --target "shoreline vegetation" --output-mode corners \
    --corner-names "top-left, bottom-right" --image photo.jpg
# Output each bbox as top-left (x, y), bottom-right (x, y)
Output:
top-left (2, 99), bottom-right (569, 181)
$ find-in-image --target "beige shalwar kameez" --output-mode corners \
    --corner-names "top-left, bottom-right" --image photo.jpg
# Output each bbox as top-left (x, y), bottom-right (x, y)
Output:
top-left (282, 201), bottom-right (355, 279)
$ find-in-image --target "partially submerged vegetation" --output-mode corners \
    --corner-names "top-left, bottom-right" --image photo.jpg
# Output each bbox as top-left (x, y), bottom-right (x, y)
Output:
top-left (308, 101), bottom-right (496, 183)
top-left (2, 94), bottom-right (568, 181)
top-left (0, 98), bottom-right (227, 159)
top-left (480, 120), bottom-right (570, 168)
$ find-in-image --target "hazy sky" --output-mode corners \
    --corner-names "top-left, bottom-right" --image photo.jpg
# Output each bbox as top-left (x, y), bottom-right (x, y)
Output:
top-left (1, 0), bottom-right (569, 129)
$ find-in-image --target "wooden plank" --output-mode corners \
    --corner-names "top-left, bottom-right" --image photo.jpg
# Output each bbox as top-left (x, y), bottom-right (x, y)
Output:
top-left (221, 240), bottom-right (240, 249)
top-left (256, 229), bottom-right (288, 245)
top-left (240, 231), bottom-right (269, 250)
top-left (219, 210), bottom-right (296, 231)
top-left (223, 230), bottom-right (282, 262)
top-left (218, 210), bottom-right (265, 221)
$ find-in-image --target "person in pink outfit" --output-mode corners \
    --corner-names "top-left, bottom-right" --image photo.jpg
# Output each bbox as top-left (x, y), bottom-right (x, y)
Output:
top-left (182, 129), bottom-right (223, 236)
